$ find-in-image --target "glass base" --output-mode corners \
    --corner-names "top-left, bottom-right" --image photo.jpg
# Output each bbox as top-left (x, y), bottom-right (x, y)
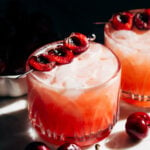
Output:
top-left (34, 125), bottom-right (113, 147)
top-left (121, 90), bottom-right (150, 107)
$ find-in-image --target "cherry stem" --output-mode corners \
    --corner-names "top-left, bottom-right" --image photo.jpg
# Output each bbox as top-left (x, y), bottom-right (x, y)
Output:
top-left (88, 34), bottom-right (96, 41)
top-left (95, 144), bottom-right (101, 150)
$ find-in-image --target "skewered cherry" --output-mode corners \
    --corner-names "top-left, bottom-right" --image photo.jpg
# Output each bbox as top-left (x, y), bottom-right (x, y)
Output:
top-left (47, 46), bottom-right (74, 64)
top-left (28, 54), bottom-right (56, 71)
top-left (134, 9), bottom-right (150, 30)
top-left (64, 32), bottom-right (89, 53)
top-left (111, 11), bottom-right (134, 30)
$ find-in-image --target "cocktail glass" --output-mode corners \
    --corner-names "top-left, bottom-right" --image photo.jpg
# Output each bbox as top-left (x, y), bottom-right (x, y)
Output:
top-left (104, 9), bottom-right (150, 107)
top-left (26, 39), bottom-right (121, 147)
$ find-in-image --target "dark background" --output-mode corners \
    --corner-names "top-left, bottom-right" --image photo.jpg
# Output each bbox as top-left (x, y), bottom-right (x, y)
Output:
top-left (0, 0), bottom-right (150, 41)
top-left (0, 0), bottom-right (150, 75)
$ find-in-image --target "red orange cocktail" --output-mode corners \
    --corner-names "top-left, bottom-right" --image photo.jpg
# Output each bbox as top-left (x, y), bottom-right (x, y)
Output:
top-left (105, 9), bottom-right (150, 107)
top-left (26, 33), bottom-right (121, 146)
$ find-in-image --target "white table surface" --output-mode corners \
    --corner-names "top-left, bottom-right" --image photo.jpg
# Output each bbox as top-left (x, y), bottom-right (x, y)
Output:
top-left (0, 96), bottom-right (150, 150)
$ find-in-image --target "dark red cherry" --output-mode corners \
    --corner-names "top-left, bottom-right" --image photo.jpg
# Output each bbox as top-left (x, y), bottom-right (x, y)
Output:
top-left (111, 11), bottom-right (134, 30)
top-left (24, 141), bottom-right (51, 150)
top-left (57, 143), bottom-right (81, 150)
top-left (48, 46), bottom-right (74, 64)
top-left (127, 112), bottom-right (150, 125)
top-left (64, 32), bottom-right (89, 53)
top-left (134, 9), bottom-right (150, 30)
top-left (28, 54), bottom-right (56, 71)
top-left (125, 112), bottom-right (150, 140)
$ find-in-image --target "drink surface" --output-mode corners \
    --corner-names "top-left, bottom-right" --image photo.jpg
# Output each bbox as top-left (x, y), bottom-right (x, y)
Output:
top-left (26, 40), bottom-right (121, 146)
top-left (104, 9), bottom-right (150, 107)
top-left (27, 41), bottom-right (118, 90)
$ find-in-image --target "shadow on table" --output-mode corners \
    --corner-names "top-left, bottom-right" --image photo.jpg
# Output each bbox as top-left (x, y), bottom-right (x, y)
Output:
top-left (105, 131), bottom-right (141, 149)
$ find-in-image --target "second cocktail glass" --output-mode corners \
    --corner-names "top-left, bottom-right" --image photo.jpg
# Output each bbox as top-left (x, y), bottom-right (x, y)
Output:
top-left (104, 8), bottom-right (150, 107)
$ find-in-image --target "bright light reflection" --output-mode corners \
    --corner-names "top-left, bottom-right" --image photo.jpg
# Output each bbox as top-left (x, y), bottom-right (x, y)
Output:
top-left (0, 99), bottom-right (27, 115)
top-left (28, 127), bottom-right (39, 140)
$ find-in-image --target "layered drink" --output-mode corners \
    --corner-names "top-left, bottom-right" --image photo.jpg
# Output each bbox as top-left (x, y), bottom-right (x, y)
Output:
top-left (26, 33), bottom-right (121, 146)
top-left (105, 9), bottom-right (150, 107)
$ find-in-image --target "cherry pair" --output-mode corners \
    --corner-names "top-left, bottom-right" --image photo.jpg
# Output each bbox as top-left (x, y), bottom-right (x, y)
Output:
top-left (111, 9), bottom-right (150, 30)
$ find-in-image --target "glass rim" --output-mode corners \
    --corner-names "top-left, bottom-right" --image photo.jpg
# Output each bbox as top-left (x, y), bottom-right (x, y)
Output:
top-left (26, 41), bottom-right (121, 91)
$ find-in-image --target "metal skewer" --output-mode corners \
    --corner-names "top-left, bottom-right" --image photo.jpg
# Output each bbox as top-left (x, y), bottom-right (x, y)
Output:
top-left (15, 69), bottom-right (33, 79)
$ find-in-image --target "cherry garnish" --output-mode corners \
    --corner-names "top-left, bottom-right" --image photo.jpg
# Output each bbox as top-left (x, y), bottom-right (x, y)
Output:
top-left (134, 9), bottom-right (150, 30)
top-left (48, 46), bottom-right (74, 64)
top-left (24, 141), bottom-right (51, 150)
top-left (57, 143), bottom-right (81, 150)
top-left (28, 33), bottom-right (95, 71)
top-left (28, 54), bottom-right (56, 71)
top-left (64, 32), bottom-right (89, 53)
top-left (111, 12), bottom-right (134, 30)
top-left (125, 112), bottom-right (150, 140)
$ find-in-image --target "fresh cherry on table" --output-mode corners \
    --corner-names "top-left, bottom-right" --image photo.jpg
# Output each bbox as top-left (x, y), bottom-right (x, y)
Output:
top-left (57, 142), bottom-right (81, 150)
top-left (25, 142), bottom-right (81, 150)
top-left (125, 112), bottom-right (150, 140)
top-left (24, 141), bottom-right (51, 150)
